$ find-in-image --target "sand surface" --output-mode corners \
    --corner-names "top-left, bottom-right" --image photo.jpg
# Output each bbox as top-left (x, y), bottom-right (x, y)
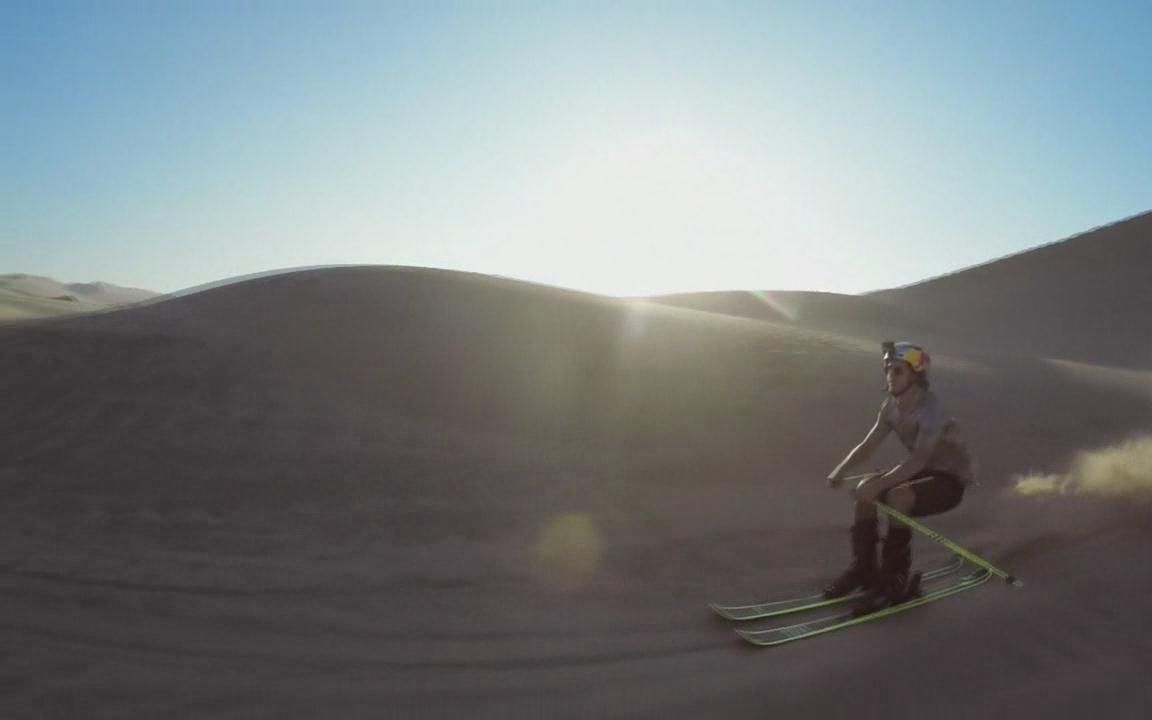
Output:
top-left (1, 263), bottom-right (1150, 718)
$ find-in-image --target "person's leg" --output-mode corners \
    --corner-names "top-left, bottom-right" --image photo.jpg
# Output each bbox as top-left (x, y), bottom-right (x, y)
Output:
top-left (884, 483), bottom-right (917, 514)
top-left (826, 472), bottom-right (946, 601)
top-left (854, 494), bottom-right (880, 522)
top-left (823, 502), bottom-right (879, 599)
top-left (874, 482), bottom-right (918, 602)
top-left (906, 473), bottom-right (965, 517)
top-left (872, 472), bottom-right (966, 603)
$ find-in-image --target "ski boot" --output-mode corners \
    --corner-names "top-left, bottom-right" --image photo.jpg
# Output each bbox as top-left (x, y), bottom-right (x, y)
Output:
top-left (822, 520), bottom-right (878, 599)
top-left (851, 525), bottom-right (922, 617)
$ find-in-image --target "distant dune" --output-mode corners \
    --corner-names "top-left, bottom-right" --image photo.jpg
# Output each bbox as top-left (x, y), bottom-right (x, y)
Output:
top-left (0, 273), bottom-right (160, 321)
top-left (62, 280), bottom-right (159, 306)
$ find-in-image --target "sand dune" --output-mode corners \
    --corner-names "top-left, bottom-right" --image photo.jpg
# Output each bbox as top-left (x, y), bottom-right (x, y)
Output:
top-left (648, 211), bottom-right (1152, 369)
top-left (1, 262), bottom-right (1150, 717)
top-left (872, 210), bottom-right (1152, 368)
top-left (644, 289), bottom-right (933, 341)
top-left (0, 274), bottom-right (160, 321)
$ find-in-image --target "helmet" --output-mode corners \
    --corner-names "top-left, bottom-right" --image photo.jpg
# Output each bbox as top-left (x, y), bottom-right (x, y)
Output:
top-left (882, 341), bottom-right (930, 375)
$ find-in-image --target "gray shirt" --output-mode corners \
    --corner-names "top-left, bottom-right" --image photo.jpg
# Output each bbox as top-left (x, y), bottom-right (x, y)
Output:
top-left (879, 389), bottom-right (974, 484)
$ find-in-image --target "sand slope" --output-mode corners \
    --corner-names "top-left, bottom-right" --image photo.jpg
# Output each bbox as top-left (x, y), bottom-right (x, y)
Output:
top-left (1, 264), bottom-right (1150, 718)
top-left (872, 210), bottom-right (1152, 368)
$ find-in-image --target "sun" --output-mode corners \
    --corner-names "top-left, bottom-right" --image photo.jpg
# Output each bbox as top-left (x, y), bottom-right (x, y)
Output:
top-left (496, 127), bottom-right (821, 296)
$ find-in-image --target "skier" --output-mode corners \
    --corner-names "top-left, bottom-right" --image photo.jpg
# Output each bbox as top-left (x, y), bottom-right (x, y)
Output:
top-left (823, 341), bottom-right (973, 610)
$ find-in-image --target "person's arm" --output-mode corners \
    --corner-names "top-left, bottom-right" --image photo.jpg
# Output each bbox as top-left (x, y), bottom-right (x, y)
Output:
top-left (857, 403), bottom-right (946, 499)
top-left (828, 408), bottom-right (891, 486)
top-left (863, 435), bottom-right (938, 496)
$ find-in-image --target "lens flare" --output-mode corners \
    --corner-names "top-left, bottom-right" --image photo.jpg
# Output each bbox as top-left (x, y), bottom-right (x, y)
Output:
top-left (533, 513), bottom-right (604, 590)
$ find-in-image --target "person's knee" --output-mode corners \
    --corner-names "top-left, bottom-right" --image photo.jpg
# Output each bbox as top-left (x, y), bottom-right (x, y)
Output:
top-left (854, 499), bottom-right (877, 519)
top-left (886, 484), bottom-right (916, 513)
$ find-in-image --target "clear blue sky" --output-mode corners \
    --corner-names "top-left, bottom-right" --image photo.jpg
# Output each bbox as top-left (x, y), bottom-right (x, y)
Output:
top-left (3, 1), bottom-right (1150, 295)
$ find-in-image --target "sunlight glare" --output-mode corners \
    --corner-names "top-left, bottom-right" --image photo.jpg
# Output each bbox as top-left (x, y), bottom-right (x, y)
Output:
top-left (500, 127), bottom-right (821, 296)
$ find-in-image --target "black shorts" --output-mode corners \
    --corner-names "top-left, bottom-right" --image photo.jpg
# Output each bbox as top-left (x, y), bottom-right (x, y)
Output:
top-left (882, 469), bottom-right (966, 517)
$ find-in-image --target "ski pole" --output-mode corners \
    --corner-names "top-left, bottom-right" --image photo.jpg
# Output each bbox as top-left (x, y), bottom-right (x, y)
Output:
top-left (874, 500), bottom-right (1024, 588)
top-left (843, 471), bottom-right (885, 484)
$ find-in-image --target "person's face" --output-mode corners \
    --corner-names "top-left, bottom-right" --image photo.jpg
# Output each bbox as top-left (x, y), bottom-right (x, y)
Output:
top-left (885, 361), bottom-right (914, 394)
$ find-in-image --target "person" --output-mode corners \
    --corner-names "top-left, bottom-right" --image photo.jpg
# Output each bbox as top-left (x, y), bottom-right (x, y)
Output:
top-left (823, 341), bottom-right (973, 609)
